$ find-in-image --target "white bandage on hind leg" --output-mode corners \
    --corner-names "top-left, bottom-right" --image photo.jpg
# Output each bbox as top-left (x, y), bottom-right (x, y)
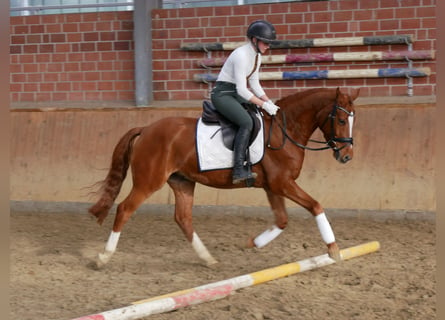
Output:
top-left (104, 231), bottom-right (121, 252)
top-left (315, 213), bottom-right (335, 244)
top-left (192, 232), bottom-right (217, 264)
top-left (253, 225), bottom-right (283, 248)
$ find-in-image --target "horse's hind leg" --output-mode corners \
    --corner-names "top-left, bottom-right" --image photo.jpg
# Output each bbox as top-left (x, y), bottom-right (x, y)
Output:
top-left (247, 190), bottom-right (287, 248)
top-left (168, 175), bottom-right (218, 266)
top-left (96, 188), bottom-right (147, 268)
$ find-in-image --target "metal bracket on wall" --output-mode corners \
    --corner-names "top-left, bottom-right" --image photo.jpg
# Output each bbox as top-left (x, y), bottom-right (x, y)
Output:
top-left (202, 46), bottom-right (212, 100)
top-left (405, 40), bottom-right (413, 96)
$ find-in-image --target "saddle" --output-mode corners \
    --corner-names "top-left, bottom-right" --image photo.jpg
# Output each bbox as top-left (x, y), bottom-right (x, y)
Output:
top-left (201, 100), bottom-right (262, 151)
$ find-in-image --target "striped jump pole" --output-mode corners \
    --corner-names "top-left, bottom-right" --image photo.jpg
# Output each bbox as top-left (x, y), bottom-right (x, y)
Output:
top-left (71, 241), bottom-right (380, 320)
top-left (198, 50), bottom-right (435, 67)
top-left (194, 67), bottom-right (431, 83)
top-left (181, 35), bottom-right (413, 51)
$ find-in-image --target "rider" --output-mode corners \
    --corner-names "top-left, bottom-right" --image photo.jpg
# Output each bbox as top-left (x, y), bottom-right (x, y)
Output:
top-left (211, 20), bottom-right (280, 185)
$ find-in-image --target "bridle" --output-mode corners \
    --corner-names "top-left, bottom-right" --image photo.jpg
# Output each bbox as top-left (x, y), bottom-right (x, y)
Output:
top-left (266, 103), bottom-right (355, 153)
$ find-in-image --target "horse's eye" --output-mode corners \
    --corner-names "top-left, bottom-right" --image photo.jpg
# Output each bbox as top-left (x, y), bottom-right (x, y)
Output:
top-left (338, 119), bottom-right (346, 125)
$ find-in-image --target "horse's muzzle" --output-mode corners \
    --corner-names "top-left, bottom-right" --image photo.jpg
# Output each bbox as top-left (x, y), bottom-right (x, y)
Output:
top-left (334, 148), bottom-right (353, 164)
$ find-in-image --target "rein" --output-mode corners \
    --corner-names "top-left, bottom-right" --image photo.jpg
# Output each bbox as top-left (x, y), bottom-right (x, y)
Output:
top-left (266, 104), bottom-right (354, 152)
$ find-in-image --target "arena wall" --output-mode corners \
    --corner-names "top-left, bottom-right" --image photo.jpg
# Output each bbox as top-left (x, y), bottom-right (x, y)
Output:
top-left (10, 102), bottom-right (435, 213)
top-left (9, 0), bottom-right (436, 214)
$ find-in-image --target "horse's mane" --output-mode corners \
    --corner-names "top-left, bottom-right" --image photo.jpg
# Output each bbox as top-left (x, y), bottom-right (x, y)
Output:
top-left (275, 88), bottom-right (335, 110)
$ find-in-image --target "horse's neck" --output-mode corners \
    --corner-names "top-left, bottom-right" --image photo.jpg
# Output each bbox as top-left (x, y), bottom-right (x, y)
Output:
top-left (284, 102), bottom-right (326, 144)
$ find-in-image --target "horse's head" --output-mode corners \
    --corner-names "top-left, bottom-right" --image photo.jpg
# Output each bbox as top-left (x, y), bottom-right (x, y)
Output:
top-left (317, 87), bottom-right (359, 164)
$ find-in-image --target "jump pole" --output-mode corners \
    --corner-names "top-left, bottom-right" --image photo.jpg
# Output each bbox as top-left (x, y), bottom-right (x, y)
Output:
top-left (71, 241), bottom-right (380, 320)
top-left (194, 67), bottom-right (431, 83)
top-left (198, 50), bottom-right (435, 67)
top-left (181, 35), bottom-right (413, 51)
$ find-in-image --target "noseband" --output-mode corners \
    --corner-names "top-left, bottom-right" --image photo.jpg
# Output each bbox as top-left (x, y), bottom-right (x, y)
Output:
top-left (266, 103), bottom-right (355, 152)
top-left (318, 104), bottom-right (355, 152)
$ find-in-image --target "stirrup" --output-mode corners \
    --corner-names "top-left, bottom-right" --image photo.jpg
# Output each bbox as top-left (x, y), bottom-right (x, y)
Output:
top-left (245, 175), bottom-right (256, 187)
top-left (232, 166), bottom-right (257, 186)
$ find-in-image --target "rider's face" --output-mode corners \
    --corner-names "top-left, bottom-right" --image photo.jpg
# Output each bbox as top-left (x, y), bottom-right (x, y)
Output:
top-left (257, 40), bottom-right (270, 54)
top-left (252, 38), bottom-right (270, 54)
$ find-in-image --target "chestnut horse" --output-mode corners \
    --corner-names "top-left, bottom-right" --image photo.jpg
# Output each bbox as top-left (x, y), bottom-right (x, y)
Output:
top-left (89, 87), bottom-right (359, 268)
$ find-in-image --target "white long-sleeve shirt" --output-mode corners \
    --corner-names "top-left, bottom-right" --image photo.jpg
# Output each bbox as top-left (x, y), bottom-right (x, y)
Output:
top-left (216, 42), bottom-right (266, 101)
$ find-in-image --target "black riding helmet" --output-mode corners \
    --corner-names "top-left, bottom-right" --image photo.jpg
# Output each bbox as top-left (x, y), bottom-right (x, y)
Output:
top-left (246, 20), bottom-right (277, 44)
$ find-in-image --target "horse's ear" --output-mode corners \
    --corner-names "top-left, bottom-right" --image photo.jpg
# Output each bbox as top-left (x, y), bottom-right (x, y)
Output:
top-left (350, 88), bottom-right (360, 101)
top-left (335, 87), bottom-right (341, 99)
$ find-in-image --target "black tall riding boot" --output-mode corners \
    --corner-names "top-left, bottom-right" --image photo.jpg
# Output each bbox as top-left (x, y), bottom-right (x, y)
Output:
top-left (232, 127), bottom-right (258, 185)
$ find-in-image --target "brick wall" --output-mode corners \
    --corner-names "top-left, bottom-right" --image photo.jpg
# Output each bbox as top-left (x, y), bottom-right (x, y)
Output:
top-left (10, 11), bottom-right (134, 103)
top-left (152, 0), bottom-right (436, 101)
top-left (9, 0), bottom-right (435, 104)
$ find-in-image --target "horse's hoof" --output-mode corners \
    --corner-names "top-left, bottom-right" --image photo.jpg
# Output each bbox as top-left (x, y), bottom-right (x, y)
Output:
top-left (246, 236), bottom-right (255, 248)
top-left (327, 243), bottom-right (342, 262)
top-left (206, 258), bottom-right (219, 267)
top-left (95, 259), bottom-right (106, 270)
top-left (96, 251), bottom-right (113, 268)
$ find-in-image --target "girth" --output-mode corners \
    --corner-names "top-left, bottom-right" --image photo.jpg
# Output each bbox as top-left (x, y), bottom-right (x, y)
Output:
top-left (201, 100), bottom-right (261, 151)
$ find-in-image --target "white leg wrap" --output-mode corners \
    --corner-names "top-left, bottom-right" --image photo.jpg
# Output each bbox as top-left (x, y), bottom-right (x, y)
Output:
top-left (315, 213), bottom-right (335, 244)
top-left (253, 225), bottom-right (283, 248)
top-left (97, 231), bottom-right (121, 266)
top-left (191, 232), bottom-right (218, 265)
top-left (104, 231), bottom-right (121, 253)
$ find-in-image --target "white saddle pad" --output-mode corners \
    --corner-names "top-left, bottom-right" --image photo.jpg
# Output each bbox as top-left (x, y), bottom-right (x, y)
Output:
top-left (196, 114), bottom-right (264, 172)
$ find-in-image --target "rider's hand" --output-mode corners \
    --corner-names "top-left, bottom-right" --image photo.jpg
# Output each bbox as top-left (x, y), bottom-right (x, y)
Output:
top-left (261, 100), bottom-right (280, 116)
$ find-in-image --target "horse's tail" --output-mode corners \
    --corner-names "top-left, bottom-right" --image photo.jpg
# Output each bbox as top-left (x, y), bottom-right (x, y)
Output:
top-left (89, 127), bottom-right (144, 225)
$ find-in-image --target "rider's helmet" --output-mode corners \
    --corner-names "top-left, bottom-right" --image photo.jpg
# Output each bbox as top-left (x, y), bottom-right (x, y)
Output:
top-left (246, 20), bottom-right (277, 44)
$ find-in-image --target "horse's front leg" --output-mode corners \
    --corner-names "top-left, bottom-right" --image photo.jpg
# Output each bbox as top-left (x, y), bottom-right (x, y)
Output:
top-left (247, 190), bottom-right (287, 248)
top-left (275, 180), bottom-right (341, 262)
top-left (168, 175), bottom-right (218, 266)
top-left (315, 212), bottom-right (341, 262)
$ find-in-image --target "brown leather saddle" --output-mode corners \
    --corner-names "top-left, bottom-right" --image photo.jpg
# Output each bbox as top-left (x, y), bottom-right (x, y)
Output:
top-left (201, 100), bottom-right (262, 150)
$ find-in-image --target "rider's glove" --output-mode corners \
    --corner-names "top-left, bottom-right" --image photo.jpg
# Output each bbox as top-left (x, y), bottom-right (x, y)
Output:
top-left (261, 100), bottom-right (280, 116)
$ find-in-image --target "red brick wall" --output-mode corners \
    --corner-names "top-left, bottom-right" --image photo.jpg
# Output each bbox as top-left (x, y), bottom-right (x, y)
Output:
top-left (9, 0), bottom-right (435, 104)
top-left (10, 11), bottom-right (134, 103)
top-left (152, 0), bottom-right (436, 101)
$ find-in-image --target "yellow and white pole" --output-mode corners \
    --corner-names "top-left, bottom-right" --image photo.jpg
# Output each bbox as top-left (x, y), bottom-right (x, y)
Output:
top-left (72, 241), bottom-right (380, 320)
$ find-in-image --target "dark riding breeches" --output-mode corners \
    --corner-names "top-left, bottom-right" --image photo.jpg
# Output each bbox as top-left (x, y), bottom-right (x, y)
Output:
top-left (210, 81), bottom-right (254, 131)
